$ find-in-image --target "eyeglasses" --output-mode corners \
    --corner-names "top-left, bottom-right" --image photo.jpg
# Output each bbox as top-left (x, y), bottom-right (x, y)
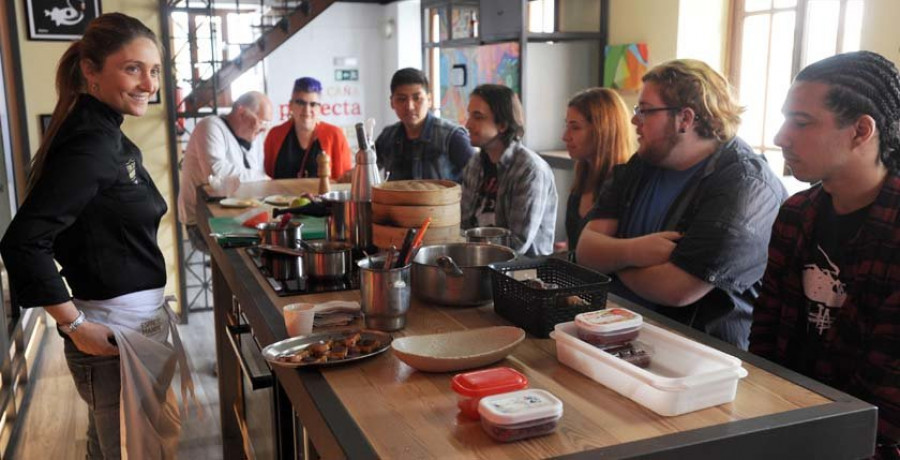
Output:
top-left (292, 98), bottom-right (321, 108)
top-left (633, 105), bottom-right (681, 119)
top-left (247, 110), bottom-right (272, 129)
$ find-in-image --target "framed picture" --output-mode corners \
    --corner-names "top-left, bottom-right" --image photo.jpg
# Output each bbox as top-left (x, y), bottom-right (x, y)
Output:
top-left (25, 0), bottom-right (102, 41)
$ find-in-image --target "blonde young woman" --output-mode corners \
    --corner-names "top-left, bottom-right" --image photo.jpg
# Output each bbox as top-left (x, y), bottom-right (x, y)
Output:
top-left (0, 13), bottom-right (195, 459)
top-left (562, 88), bottom-right (632, 251)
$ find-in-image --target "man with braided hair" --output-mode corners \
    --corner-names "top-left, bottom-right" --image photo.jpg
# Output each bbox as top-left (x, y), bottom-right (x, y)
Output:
top-left (750, 51), bottom-right (900, 458)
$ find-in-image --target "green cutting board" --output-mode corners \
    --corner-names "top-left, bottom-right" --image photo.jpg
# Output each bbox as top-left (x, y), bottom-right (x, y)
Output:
top-left (208, 216), bottom-right (327, 242)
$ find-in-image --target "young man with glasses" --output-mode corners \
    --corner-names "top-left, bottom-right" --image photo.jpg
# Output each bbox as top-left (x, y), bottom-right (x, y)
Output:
top-left (576, 59), bottom-right (787, 349)
top-left (264, 77), bottom-right (353, 179)
top-left (178, 90), bottom-right (273, 252)
top-left (750, 51), bottom-right (900, 458)
top-left (375, 68), bottom-right (475, 182)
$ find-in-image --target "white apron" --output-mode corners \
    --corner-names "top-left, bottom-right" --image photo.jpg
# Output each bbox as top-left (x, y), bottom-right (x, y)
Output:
top-left (74, 288), bottom-right (202, 459)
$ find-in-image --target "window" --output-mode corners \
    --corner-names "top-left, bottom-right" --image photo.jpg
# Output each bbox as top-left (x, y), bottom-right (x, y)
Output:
top-left (730, 0), bottom-right (864, 191)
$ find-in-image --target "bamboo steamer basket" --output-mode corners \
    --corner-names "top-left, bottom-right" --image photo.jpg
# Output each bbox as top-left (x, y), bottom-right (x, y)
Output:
top-left (373, 222), bottom-right (462, 250)
top-left (371, 202), bottom-right (461, 227)
top-left (372, 180), bottom-right (461, 206)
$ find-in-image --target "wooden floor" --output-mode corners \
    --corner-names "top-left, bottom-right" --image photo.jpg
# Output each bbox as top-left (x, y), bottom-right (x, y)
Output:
top-left (10, 310), bottom-right (224, 459)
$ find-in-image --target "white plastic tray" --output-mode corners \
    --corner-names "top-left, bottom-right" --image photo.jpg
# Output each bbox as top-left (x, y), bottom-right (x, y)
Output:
top-left (551, 321), bottom-right (748, 416)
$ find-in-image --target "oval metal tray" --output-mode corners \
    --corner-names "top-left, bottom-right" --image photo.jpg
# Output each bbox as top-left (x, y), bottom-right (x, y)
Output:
top-left (262, 329), bottom-right (393, 368)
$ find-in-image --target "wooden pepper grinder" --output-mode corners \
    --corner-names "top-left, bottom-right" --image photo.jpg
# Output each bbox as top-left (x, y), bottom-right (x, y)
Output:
top-left (317, 151), bottom-right (331, 194)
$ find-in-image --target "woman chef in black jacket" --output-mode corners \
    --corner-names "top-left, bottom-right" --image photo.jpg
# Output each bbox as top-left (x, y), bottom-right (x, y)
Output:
top-left (0, 13), bottom-right (195, 459)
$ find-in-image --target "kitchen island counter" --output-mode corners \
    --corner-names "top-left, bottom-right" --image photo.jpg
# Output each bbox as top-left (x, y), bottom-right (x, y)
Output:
top-left (199, 178), bottom-right (875, 459)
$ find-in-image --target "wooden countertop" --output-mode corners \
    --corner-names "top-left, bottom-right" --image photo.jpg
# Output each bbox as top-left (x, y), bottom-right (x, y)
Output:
top-left (198, 179), bottom-right (876, 459)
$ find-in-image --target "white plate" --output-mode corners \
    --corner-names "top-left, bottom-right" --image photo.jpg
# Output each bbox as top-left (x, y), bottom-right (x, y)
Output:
top-left (391, 326), bottom-right (525, 373)
top-left (219, 198), bottom-right (255, 208)
top-left (264, 195), bottom-right (293, 206)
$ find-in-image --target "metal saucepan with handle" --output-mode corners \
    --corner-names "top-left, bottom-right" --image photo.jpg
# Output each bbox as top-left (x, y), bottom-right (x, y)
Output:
top-left (464, 226), bottom-right (512, 248)
top-left (256, 221), bottom-right (304, 280)
top-left (301, 241), bottom-right (354, 279)
top-left (411, 243), bottom-right (516, 306)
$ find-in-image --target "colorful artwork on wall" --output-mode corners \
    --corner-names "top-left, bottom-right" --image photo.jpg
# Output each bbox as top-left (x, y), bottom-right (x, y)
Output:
top-left (603, 43), bottom-right (649, 92)
top-left (438, 42), bottom-right (521, 125)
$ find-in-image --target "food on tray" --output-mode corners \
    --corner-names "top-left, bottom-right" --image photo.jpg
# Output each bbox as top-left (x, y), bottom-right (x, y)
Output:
top-left (342, 331), bottom-right (362, 347)
top-left (522, 278), bottom-right (559, 290)
top-left (328, 345), bottom-right (349, 359)
top-left (357, 338), bottom-right (381, 353)
top-left (308, 340), bottom-right (331, 355)
top-left (560, 295), bottom-right (588, 307)
top-left (574, 308), bottom-right (643, 345)
top-left (302, 355), bottom-right (328, 364)
top-left (596, 342), bottom-right (652, 368)
top-left (266, 329), bottom-right (392, 367)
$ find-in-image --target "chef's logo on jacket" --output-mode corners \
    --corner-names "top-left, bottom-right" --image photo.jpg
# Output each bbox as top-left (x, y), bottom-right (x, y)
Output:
top-left (125, 158), bottom-right (139, 184)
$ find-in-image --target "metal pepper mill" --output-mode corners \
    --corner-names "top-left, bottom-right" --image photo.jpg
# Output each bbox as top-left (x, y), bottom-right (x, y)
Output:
top-left (317, 151), bottom-right (331, 195)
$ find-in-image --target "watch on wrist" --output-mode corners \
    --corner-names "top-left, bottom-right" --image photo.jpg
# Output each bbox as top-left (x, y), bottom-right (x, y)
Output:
top-left (61, 310), bottom-right (86, 334)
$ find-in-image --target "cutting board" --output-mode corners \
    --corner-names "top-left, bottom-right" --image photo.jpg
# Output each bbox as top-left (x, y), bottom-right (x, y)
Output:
top-left (208, 216), bottom-right (327, 243)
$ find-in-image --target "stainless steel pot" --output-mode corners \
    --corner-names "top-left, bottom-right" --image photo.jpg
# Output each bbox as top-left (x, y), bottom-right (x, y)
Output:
top-left (412, 243), bottom-right (516, 306)
top-left (256, 221), bottom-right (303, 248)
top-left (464, 227), bottom-right (512, 248)
top-left (321, 190), bottom-right (351, 242)
top-left (256, 221), bottom-right (304, 280)
top-left (302, 241), bottom-right (354, 279)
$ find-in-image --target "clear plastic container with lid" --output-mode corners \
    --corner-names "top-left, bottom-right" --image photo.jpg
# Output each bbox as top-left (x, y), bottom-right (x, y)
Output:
top-left (574, 307), bottom-right (643, 345)
top-left (478, 388), bottom-right (563, 442)
top-left (451, 367), bottom-right (528, 420)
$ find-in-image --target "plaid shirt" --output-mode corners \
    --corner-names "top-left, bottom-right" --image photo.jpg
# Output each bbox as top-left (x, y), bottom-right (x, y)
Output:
top-left (750, 174), bottom-right (900, 445)
top-left (461, 141), bottom-right (558, 255)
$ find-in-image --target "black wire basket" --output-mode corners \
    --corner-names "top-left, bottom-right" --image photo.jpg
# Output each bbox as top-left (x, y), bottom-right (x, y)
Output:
top-left (490, 257), bottom-right (611, 338)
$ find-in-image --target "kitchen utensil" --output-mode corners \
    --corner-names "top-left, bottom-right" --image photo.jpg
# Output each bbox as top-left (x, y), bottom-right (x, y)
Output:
top-left (394, 228), bottom-right (417, 269)
top-left (322, 190), bottom-right (352, 241)
top-left (302, 241), bottom-right (354, 279)
top-left (256, 221), bottom-right (303, 249)
top-left (258, 244), bottom-right (304, 257)
top-left (350, 121), bottom-right (382, 249)
top-left (464, 227), bottom-right (512, 248)
top-left (411, 243), bottom-right (516, 306)
top-left (390, 326), bottom-right (525, 372)
top-left (358, 255), bottom-right (410, 331)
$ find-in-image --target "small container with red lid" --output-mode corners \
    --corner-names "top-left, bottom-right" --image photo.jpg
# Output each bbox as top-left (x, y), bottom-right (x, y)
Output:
top-left (478, 388), bottom-right (563, 442)
top-left (574, 307), bottom-right (643, 345)
top-left (451, 367), bottom-right (528, 420)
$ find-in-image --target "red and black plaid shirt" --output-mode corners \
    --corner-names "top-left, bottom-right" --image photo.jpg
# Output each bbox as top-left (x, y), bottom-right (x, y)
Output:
top-left (750, 174), bottom-right (900, 449)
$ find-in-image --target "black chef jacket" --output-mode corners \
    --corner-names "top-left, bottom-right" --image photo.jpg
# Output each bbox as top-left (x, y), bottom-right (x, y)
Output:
top-left (0, 95), bottom-right (168, 307)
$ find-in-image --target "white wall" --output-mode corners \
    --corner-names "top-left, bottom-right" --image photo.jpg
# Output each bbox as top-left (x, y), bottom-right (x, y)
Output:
top-left (264, 1), bottom-right (422, 148)
top-left (524, 41), bottom-right (600, 152)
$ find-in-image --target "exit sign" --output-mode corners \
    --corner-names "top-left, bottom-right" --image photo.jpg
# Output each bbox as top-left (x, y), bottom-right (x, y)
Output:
top-left (335, 69), bottom-right (359, 81)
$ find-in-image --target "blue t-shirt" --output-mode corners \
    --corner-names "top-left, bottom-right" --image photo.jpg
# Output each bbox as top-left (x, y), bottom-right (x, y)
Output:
top-left (622, 157), bottom-right (710, 237)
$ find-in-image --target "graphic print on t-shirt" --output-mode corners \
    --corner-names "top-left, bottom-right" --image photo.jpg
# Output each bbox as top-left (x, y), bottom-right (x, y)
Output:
top-left (475, 164), bottom-right (499, 227)
top-left (802, 245), bottom-right (848, 335)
